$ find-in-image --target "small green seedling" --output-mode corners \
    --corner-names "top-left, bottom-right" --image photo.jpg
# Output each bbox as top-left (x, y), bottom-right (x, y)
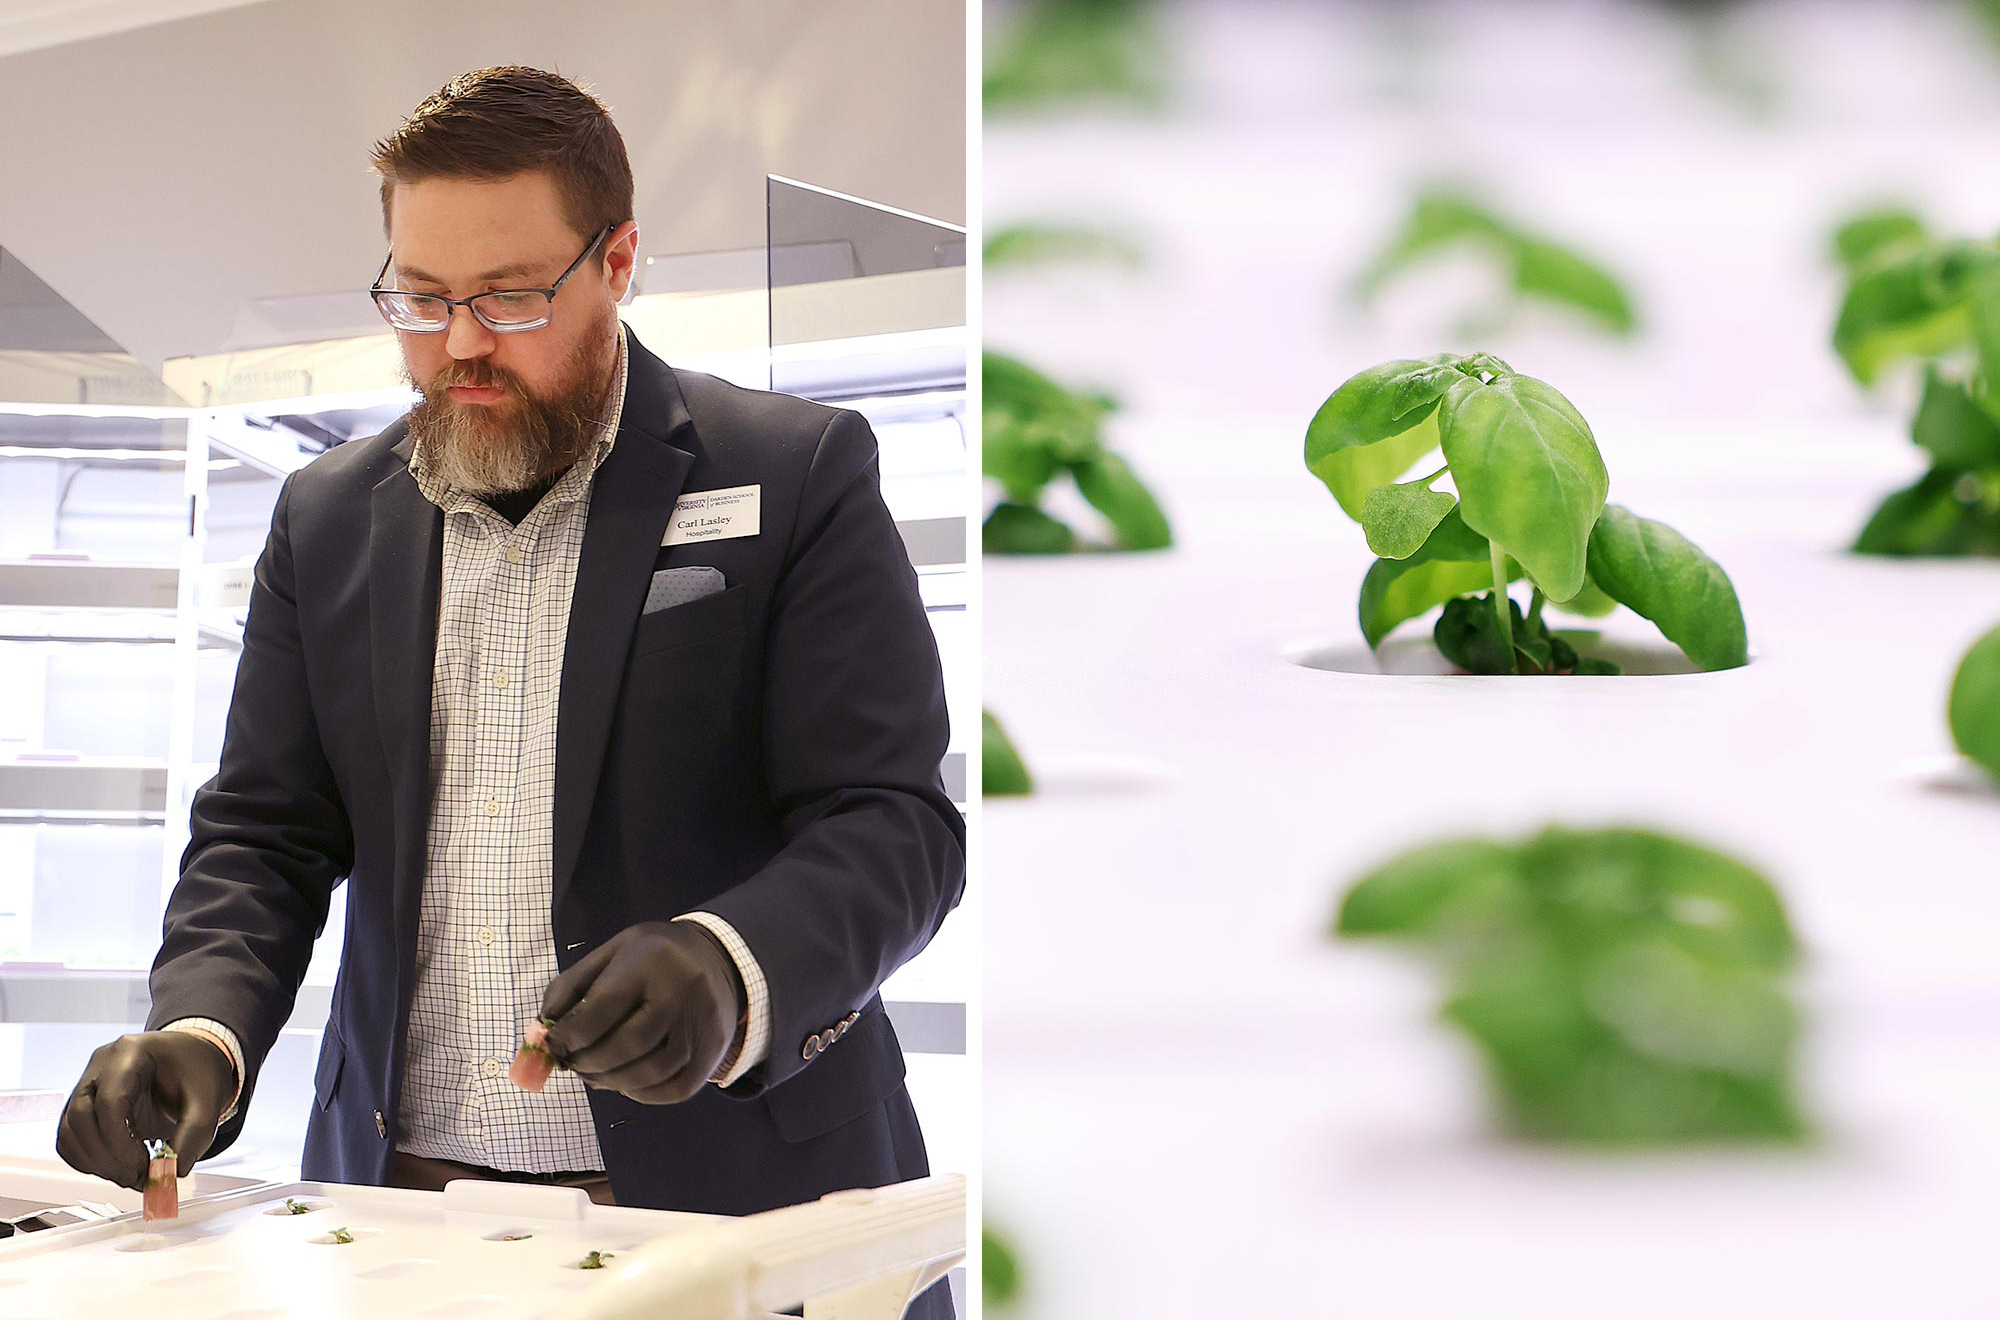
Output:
top-left (983, 710), bottom-right (1034, 796)
top-left (282, 1197), bottom-right (312, 1215)
top-left (330, 1226), bottom-right (355, 1244)
top-left (1949, 622), bottom-right (2000, 779)
top-left (1305, 353), bottom-right (1748, 674)
top-left (1336, 825), bottom-right (1807, 1142)
top-left (1354, 187), bottom-right (1639, 339)
top-left (984, 0), bottom-right (1168, 113)
top-left (576, 1250), bottom-right (616, 1270)
top-left (985, 351), bottom-right (1172, 554)
top-left (1828, 209), bottom-right (2000, 555)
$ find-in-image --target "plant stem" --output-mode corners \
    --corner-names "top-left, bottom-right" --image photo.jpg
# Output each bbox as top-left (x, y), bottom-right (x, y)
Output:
top-left (1413, 463), bottom-right (1450, 489)
top-left (1526, 588), bottom-right (1546, 631)
top-left (1489, 540), bottom-right (1514, 665)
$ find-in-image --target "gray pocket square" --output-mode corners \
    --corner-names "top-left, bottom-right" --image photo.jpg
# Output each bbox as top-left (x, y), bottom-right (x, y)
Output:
top-left (644, 565), bottom-right (725, 613)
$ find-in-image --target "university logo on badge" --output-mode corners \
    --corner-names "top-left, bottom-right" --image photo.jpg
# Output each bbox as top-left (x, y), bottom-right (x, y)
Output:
top-left (663, 484), bottom-right (761, 545)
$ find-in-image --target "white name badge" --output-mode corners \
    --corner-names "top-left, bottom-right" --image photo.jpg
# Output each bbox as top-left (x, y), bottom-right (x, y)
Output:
top-left (662, 484), bottom-right (762, 546)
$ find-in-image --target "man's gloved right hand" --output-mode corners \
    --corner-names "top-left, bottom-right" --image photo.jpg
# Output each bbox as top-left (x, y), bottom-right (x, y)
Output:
top-left (56, 1031), bottom-right (236, 1193)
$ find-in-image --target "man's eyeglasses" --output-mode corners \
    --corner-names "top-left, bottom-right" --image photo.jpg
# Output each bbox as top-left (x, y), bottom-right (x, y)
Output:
top-left (369, 223), bottom-right (614, 333)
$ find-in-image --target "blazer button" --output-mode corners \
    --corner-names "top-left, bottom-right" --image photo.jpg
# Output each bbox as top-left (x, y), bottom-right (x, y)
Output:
top-left (818, 1029), bottom-right (837, 1050)
top-left (801, 1037), bottom-right (820, 1061)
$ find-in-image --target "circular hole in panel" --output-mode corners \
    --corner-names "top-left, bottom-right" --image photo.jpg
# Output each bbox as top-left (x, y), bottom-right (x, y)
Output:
top-left (112, 1235), bottom-right (177, 1253)
top-left (359, 1258), bottom-right (442, 1280)
top-left (481, 1227), bottom-right (538, 1241)
top-left (307, 1226), bottom-right (381, 1245)
top-left (1282, 633), bottom-right (1737, 678)
top-left (419, 1299), bottom-right (512, 1318)
top-left (263, 1199), bottom-right (325, 1216)
top-left (559, 1250), bottom-right (624, 1270)
top-left (1891, 752), bottom-right (2000, 797)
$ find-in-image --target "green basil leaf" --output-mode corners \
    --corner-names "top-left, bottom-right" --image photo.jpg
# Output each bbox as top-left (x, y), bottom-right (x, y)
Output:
top-left (1351, 189), bottom-right (1502, 303)
top-left (1434, 592), bottom-right (1523, 674)
top-left (1360, 476), bottom-right (1456, 559)
top-left (1071, 451), bottom-right (1173, 550)
top-left (1832, 247), bottom-right (1975, 385)
top-left (1335, 838), bottom-right (1522, 936)
top-left (983, 0), bottom-right (1168, 113)
top-left (1438, 372), bottom-right (1607, 601)
top-left (1911, 368), bottom-right (2000, 469)
top-left (1552, 575), bottom-right (1618, 618)
top-left (1357, 508), bottom-right (1514, 648)
top-left (983, 502), bottom-right (1077, 555)
top-left (1830, 208), bottom-right (1926, 274)
top-left (1582, 938), bottom-right (1796, 1075)
top-left (1853, 466), bottom-right (2000, 556)
top-left (983, 351), bottom-right (1111, 471)
top-left (1304, 358), bottom-right (1454, 519)
top-left (1948, 622), bottom-right (2000, 779)
top-left (983, 1224), bottom-right (1024, 1305)
top-left (1511, 238), bottom-right (1639, 334)
top-left (981, 710), bottom-right (1034, 796)
top-left (1584, 505), bottom-right (1748, 671)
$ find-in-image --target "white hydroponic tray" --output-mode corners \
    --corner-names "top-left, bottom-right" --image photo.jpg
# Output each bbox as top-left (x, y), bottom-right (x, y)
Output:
top-left (0, 1177), bottom-right (788, 1320)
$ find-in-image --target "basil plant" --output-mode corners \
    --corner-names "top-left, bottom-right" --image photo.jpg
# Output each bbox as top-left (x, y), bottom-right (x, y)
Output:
top-left (1949, 622), bottom-right (2000, 781)
top-left (1337, 825), bottom-right (1808, 1143)
top-left (1829, 210), bottom-right (2000, 555)
top-left (1305, 354), bottom-right (1749, 675)
top-left (1354, 187), bottom-right (1639, 339)
top-left (984, 350), bottom-right (1172, 554)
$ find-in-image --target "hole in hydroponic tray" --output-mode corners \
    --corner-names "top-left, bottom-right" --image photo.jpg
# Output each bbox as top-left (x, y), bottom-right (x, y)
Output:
top-left (263, 1198), bottom-right (325, 1216)
top-left (418, 1299), bottom-right (511, 1318)
top-left (358, 1258), bottom-right (442, 1280)
top-left (1892, 753), bottom-right (2000, 798)
top-left (481, 1226), bottom-right (537, 1241)
top-left (1282, 632), bottom-right (1735, 678)
top-left (307, 1226), bottom-right (381, 1245)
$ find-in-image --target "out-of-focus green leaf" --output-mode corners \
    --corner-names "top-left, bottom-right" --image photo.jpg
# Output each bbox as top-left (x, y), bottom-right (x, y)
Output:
top-left (983, 1224), bottom-right (1024, 1306)
top-left (1511, 238), bottom-right (1638, 334)
top-left (984, 502), bottom-right (1078, 555)
top-left (1853, 466), bottom-right (2000, 556)
top-left (1072, 451), bottom-right (1173, 550)
top-left (1911, 368), bottom-right (2000, 470)
top-left (1338, 824), bottom-right (1807, 1143)
top-left (1830, 208), bottom-right (1926, 274)
top-left (1949, 622), bottom-right (2000, 779)
top-left (984, 0), bottom-right (1169, 113)
top-left (985, 222), bottom-right (1148, 270)
top-left (982, 710), bottom-right (1034, 796)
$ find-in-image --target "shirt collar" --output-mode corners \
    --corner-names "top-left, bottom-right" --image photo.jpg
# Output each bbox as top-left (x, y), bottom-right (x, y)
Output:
top-left (410, 320), bottom-right (630, 516)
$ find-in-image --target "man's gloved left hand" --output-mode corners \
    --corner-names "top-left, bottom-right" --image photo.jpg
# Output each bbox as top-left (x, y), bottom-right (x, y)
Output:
top-left (538, 921), bottom-right (745, 1104)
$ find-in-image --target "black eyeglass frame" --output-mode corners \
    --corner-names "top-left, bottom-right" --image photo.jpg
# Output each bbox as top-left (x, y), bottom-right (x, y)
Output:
top-left (369, 223), bottom-right (615, 333)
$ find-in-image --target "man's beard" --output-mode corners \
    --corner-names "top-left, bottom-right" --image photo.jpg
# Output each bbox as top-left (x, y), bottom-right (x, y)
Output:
top-left (401, 317), bottom-right (618, 497)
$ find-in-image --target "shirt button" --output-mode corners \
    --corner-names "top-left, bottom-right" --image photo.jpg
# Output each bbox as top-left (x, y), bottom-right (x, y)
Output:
top-left (477, 926), bottom-right (495, 946)
top-left (504, 544), bottom-right (523, 564)
top-left (491, 671), bottom-right (508, 689)
top-left (481, 1058), bottom-right (502, 1078)
top-left (484, 798), bottom-right (500, 817)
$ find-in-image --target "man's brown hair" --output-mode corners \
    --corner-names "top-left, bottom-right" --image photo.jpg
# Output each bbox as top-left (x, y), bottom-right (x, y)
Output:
top-left (370, 66), bottom-right (635, 246)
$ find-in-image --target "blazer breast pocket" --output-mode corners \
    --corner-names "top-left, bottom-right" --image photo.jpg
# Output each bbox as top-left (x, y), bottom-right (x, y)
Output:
top-left (631, 581), bottom-right (749, 658)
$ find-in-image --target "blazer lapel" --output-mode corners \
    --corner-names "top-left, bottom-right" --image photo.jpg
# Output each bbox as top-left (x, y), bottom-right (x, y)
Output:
top-left (551, 329), bottom-right (697, 911)
top-left (368, 421), bottom-right (443, 973)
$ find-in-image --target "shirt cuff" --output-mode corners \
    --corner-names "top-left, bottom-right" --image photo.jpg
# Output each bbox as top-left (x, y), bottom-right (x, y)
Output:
top-left (672, 912), bottom-right (769, 1088)
top-left (160, 1017), bottom-right (245, 1124)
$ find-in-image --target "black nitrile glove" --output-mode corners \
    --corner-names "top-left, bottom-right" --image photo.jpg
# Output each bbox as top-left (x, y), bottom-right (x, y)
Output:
top-left (56, 1031), bottom-right (236, 1192)
top-left (539, 921), bottom-right (745, 1104)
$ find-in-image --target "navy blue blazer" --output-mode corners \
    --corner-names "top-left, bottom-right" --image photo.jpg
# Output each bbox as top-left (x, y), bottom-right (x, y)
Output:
top-left (145, 326), bottom-right (964, 1241)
